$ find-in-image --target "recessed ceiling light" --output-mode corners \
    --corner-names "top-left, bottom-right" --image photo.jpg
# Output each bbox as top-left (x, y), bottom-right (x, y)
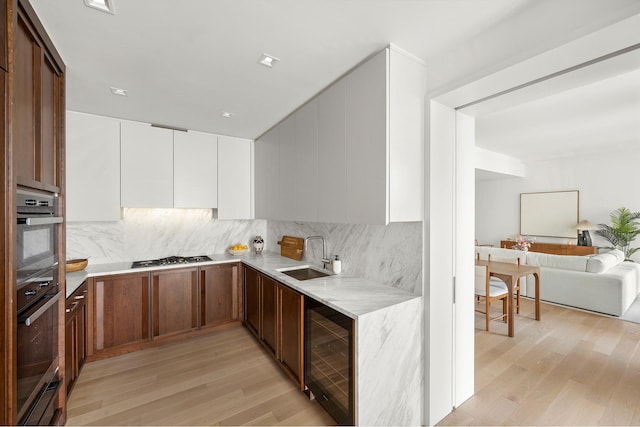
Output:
top-left (221, 112), bottom-right (233, 118)
top-left (84, 0), bottom-right (115, 14)
top-left (258, 53), bottom-right (280, 68)
top-left (110, 87), bottom-right (127, 96)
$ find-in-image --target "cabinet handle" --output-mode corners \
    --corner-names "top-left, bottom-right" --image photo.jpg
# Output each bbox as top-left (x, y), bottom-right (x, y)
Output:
top-left (38, 282), bottom-right (50, 288)
top-left (74, 295), bottom-right (85, 300)
top-left (67, 301), bottom-right (79, 314)
top-left (24, 290), bottom-right (37, 296)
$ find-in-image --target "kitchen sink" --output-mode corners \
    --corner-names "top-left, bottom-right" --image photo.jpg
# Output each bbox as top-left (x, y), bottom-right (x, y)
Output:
top-left (278, 266), bottom-right (331, 281)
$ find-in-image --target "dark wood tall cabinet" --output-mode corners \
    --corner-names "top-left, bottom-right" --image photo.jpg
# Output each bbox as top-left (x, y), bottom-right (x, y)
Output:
top-left (2, 0), bottom-right (65, 424)
top-left (13, 0), bottom-right (64, 192)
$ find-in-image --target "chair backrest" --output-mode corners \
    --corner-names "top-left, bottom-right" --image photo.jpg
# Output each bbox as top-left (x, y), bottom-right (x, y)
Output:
top-left (491, 255), bottom-right (521, 266)
top-left (474, 265), bottom-right (489, 293)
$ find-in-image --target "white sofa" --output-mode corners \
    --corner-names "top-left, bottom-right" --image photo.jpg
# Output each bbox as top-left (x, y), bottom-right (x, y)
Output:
top-left (475, 246), bottom-right (640, 316)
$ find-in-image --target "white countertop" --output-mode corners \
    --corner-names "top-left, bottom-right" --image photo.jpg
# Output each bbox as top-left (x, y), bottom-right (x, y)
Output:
top-left (66, 252), bottom-right (420, 319)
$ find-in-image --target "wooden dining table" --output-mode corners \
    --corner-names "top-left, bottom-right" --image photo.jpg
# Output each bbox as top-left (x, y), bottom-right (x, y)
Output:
top-left (475, 259), bottom-right (541, 337)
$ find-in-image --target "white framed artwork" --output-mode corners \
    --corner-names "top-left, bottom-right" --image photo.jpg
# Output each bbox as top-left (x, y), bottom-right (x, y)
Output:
top-left (520, 190), bottom-right (579, 238)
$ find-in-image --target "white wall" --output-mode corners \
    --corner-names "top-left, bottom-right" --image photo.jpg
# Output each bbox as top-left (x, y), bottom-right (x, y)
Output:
top-left (476, 146), bottom-right (640, 257)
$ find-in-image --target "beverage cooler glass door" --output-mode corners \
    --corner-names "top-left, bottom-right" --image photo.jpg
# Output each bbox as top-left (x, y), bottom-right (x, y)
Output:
top-left (304, 297), bottom-right (354, 425)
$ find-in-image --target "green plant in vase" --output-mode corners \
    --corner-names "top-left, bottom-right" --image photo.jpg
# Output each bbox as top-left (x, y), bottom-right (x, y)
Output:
top-left (596, 207), bottom-right (640, 261)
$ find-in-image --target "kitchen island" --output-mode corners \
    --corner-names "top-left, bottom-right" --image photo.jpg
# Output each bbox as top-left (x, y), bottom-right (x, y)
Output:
top-left (66, 252), bottom-right (422, 426)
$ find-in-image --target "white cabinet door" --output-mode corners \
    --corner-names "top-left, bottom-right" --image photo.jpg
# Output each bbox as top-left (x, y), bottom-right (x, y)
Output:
top-left (121, 122), bottom-right (174, 208)
top-left (174, 130), bottom-right (217, 208)
top-left (66, 111), bottom-right (121, 221)
top-left (345, 49), bottom-right (388, 225)
top-left (389, 48), bottom-right (425, 222)
top-left (278, 115), bottom-right (296, 221)
top-left (255, 126), bottom-right (279, 219)
top-left (218, 136), bottom-right (252, 219)
top-left (317, 79), bottom-right (347, 223)
top-left (294, 99), bottom-right (319, 222)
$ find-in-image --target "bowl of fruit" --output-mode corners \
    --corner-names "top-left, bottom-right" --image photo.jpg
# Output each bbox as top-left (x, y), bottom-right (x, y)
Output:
top-left (228, 244), bottom-right (249, 256)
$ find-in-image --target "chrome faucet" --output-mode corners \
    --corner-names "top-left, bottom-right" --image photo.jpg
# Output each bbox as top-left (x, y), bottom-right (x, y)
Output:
top-left (304, 235), bottom-right (331, 269)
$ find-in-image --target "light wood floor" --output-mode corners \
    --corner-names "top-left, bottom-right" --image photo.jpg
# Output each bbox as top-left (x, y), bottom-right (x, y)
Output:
top-left (66, 326), bottom-right (336, 426)
top-left (439, 297), bottom-right (640, 426)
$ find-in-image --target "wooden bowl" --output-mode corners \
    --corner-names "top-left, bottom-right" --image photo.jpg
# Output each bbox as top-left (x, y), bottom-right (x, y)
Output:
top-left (66, 258), bottom-right (88, 272)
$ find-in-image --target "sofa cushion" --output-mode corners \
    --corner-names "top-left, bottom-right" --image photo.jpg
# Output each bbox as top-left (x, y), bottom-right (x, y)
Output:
top-left (586, 250), bottom-right (625, 273)
top-left (525, 251), bottom-right (588, 272)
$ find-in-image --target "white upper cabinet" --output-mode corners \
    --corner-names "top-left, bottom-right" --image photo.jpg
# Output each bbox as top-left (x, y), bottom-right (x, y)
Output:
top-left (120, 122), bottom-right (174, 208)
top-left (346, 49), bottom-right (388, 225)
top-left (174, 130), bottom-right (218, 208)
top-left (388, 47), bottom-right (426, 222)
top-left (317, 79), bottom-right (347, 223)
top-left (254, 126), bottom-right (279, 219)
top-left (218, 136), bottom-right (252, 219)
top-left (294, 99), bottom-right (319, 222)
top-left (254, 45), bottom-right (425, 225)
top-left (278, 115), bottom-right (296, 221)
top-left (66, 111), bottom-right (121, 222)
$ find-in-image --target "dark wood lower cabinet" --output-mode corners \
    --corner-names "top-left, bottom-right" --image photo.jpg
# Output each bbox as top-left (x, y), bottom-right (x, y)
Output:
top-left (200, 263), bottom-right (240, 328)
top-left (261, 275), bottom-right (278, 356)
top-left (279, 284), bottom-right (303, 388)
top-left (89, 263), bottom-right (242, 361)
top-left (242, 265), bottom-right (304, 388)
top-left (65, 282), bottom-right (87, 395)
top-left (93, 272), bottom-right (150, 352)
top-left (244, 266), bottom-right (260, 336)
top-left (152, 268), bottom-right (198, 338)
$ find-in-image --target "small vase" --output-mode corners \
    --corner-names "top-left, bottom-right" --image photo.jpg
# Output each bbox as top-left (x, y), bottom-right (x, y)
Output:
top-left (252, 235), bottom-right (264, 254)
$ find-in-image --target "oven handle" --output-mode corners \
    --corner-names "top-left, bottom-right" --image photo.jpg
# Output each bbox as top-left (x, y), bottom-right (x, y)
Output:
top-left (17, 216), bottom-right (63, 226)
top-left (20, 291), bottom-right (61, 327)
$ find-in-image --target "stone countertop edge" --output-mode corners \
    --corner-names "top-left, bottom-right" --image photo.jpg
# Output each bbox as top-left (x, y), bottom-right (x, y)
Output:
top-left (65, 252), bottom-right (420, 319)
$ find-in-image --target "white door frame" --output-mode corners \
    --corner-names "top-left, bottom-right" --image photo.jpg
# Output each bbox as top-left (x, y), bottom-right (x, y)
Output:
top-left (423, 14), bottom-right (640, 426)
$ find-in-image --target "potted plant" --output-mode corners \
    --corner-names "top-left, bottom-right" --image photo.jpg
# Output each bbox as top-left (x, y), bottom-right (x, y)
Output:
top-left (596, 207), bottom-right (640, 261)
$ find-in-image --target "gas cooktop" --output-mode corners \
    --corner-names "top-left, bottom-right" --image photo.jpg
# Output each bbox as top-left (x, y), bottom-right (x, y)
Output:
top-left (131, 255), bottom-right (212, 269)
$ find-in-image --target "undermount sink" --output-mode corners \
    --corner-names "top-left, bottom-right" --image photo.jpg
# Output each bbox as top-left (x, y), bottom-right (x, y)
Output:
top-left (278, 266), bottom-right (331, 281)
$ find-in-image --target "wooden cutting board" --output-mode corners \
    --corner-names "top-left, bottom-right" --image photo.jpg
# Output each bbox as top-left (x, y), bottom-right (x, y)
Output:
top-left (277, 235), bottom-right (304, 261)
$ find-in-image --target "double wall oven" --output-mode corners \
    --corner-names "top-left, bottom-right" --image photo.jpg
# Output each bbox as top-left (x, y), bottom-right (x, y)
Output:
top-left (16, 188), bottom-right (63, 425)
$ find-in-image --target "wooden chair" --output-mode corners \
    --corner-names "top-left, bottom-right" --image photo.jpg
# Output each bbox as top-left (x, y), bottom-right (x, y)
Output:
top-left (490, 255), bottom-right (522, 314)
top-left (474, 254), bottom-right (509, 331)
top-left (476, 252), bottom-right (522, 314)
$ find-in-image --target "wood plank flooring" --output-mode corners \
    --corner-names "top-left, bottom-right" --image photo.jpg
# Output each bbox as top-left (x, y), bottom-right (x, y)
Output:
top-left (439, 297), bottom-right (640, 426)
top-left (66, 326), bottom-right (336, 426)
top-left (68, 298), bottom-right (640, 426)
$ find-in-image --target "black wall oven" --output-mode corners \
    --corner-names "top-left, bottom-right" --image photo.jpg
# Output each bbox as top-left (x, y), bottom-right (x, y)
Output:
top-left (16, 188), bottom-right (63, 425)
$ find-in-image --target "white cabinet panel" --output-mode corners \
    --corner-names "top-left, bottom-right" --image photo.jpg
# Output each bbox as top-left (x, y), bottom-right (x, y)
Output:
top-left (317, 79), bottom-right (347, 223)
top-left (278, 115), bottom-right (296, 221)
top-left (294, 99), bottom-right (319, 222)
top-left (346, 49), bottom-right (388, 225)
top-left (253, 47), bottom-right (424, 225)
top-left (255, 126), bottom-right (279, 219)
top-left (389, 48), bottom-right (425, 222)
top-left (121, 122), bottom-right (174, 208)
top-left (66, 111), bottom-right (121, 222)
top-left (218, 136), bottom-right (252, 219)
top-left (174, 130), bottom-right (217, 208)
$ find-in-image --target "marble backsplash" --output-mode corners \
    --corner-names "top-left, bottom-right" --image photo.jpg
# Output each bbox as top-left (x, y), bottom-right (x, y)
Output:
top-left (267, 221), bottom-right (423, 295)
top-left (66, 208), bottom-right (267, 264)
top-left (67, 210), bottom-right (422, 295)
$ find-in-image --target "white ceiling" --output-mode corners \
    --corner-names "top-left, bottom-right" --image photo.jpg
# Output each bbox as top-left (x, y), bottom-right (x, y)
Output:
top-left (29, 0), bottom-right (640, 141)
top-left (472, 48), bottom-right (640, 163)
